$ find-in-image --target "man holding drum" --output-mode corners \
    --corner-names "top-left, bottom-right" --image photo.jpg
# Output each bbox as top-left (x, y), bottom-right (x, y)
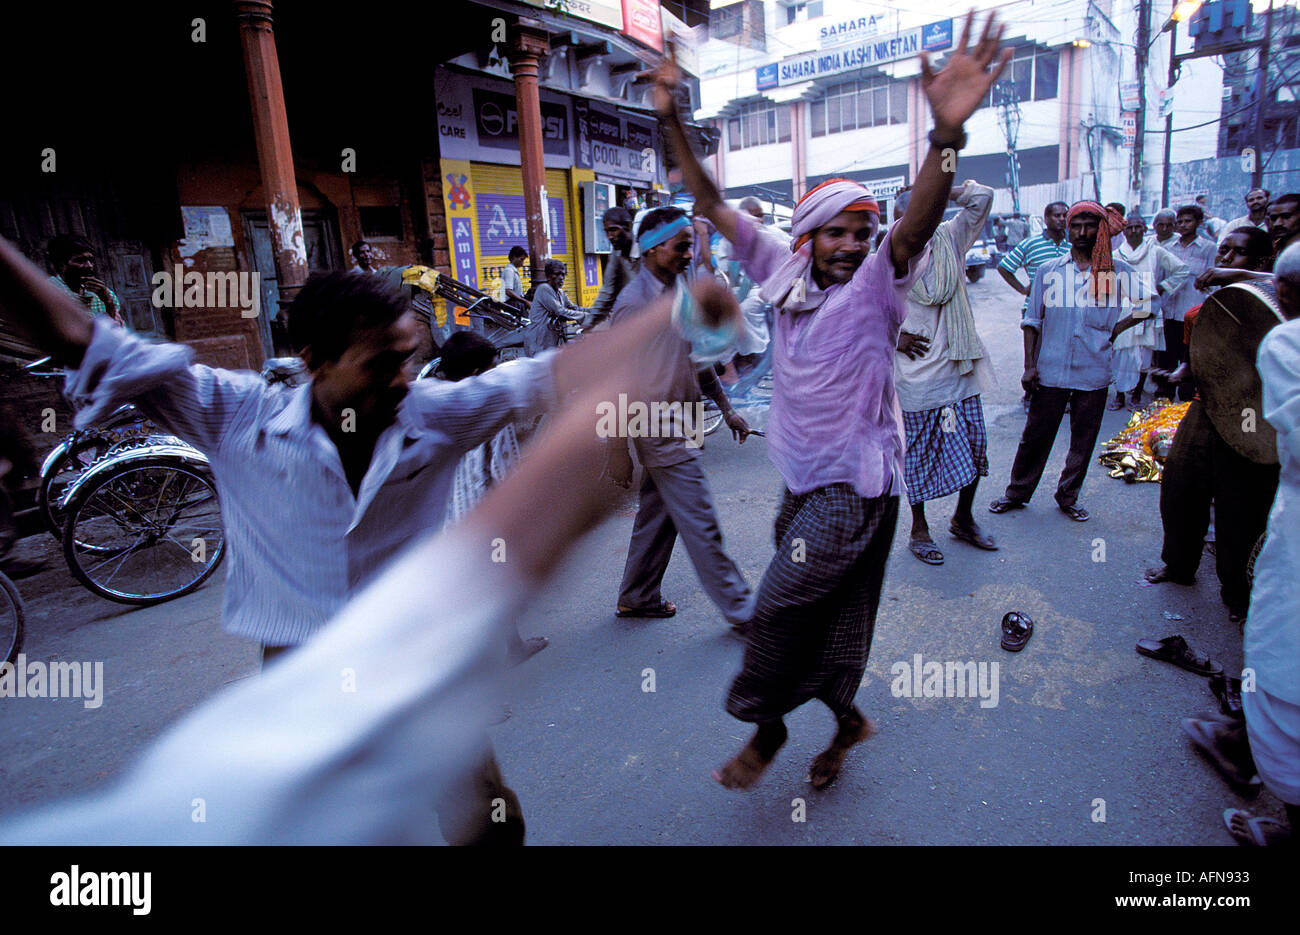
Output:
top-left (1144, 226), bottom-right (1279, 625)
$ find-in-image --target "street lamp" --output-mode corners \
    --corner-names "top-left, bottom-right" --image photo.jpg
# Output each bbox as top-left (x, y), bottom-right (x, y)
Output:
top-left (1163, 0), bottom-right (1204, 31)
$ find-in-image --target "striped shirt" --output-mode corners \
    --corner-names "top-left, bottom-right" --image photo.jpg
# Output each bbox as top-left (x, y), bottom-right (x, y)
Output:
top-left (65, 318), bottom-right (556, 647)
top-left (50, 274), bottom-right (122, 323)
top-left (997, 233), bottom-right (1070, 310)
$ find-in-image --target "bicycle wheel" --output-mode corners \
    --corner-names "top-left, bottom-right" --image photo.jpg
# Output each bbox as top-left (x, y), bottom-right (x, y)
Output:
top-left (39, 433), bottom-right (116, 541)
top-left (0, 571), bottom-right (24, 666)
top-left (701, 399), bottom-right (725, 436)
top-left (63, 460), bottom-right (225, 605)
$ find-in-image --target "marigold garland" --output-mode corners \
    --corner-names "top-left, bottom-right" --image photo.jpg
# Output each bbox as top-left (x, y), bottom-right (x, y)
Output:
top-left (1097, 399), bottom-right (1191, 483)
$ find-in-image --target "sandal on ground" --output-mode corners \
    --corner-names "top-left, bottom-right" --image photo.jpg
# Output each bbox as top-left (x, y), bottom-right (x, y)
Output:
top-left (1107, 396), bottom-right (1123, 411)
top-left (988, 496), bottom-right (1027, 514)
top-left (1136, 635), bottom-right (1223, 676)
top-left (949, 520), bottom-right (998, 550)
top-left (1058, 503), bottom-right (1089, 522)
top-left (616, 600), bottom-right (677, 618)
top-left (908, 538), bottom-right (944, 565)
top-left (1223, 809), bottom-right (1290, 846)
top-left (1000, 611), bottom-right (1034, 652)
top-left (1183, 718), bottom-right (1261, 789)
top-left (1210, 673), bottom-right (1245, 719)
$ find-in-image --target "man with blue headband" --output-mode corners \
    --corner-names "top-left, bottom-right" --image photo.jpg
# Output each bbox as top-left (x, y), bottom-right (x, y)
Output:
top-left (606, 205), bottom-right (756, 630)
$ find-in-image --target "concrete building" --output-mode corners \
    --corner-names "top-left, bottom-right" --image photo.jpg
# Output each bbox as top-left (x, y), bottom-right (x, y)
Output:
top-left (696, 0), bottom-right (1300, 223)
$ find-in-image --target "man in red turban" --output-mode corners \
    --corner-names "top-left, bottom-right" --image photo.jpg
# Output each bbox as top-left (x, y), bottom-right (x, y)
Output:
top-left (989, 202), bottom-right (1144, 522)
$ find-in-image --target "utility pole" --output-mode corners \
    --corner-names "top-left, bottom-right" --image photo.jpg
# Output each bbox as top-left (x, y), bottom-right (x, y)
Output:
top-left (1161, 23), bottom-right (1177, 207)
top-left (1250, 0), bottom-right (1274, 190)
top-left (995, 81), bottom-right (1022, 214)
top-left (1132, 0), bottom-right (1151, 201)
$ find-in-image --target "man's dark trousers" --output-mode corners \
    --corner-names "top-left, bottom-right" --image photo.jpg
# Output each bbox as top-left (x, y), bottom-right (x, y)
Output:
top-left (1004, 385), bottom-right (1108, 508)
top-left (1158, 399), bottom-right (1279, 614)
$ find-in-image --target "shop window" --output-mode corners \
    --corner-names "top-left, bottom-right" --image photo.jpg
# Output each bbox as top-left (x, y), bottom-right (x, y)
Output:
top-left (729, 102), bottom-right (792, 149)
top-left (810, 77), bottom-right (906, 136)
top-left (784, 2), bottom-right (823, 25)
top-left (978, 46), bottom-right (1059, 108)
top-left (1034, 50), bottom-right (1059, 101)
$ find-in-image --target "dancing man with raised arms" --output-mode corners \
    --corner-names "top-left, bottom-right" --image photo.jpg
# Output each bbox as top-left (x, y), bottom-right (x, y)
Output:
top-left (650, 11), bottom-right (1012, 790)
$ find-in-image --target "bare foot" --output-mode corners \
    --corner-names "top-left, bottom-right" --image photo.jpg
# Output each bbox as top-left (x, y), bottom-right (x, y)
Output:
top-left (810, 708), bottom-right (876, 790)
top-left (1144, 564), bottom-right (1193, 585)
top-left (712, 722), bottom-right (786, 790)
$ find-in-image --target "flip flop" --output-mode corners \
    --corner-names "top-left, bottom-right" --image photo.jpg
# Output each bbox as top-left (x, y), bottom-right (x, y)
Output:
top-left (949, 521), bottom-right (998, 550)
top-left (1058, 504), bottom-right (1090, 522)
top-left (988, 497), bottom-right (1027, 514)
top-left (908, 538), bottom-right (944, 565)
top-left (1136, 635), bottom-right (1223, 677)
top-left (1222, 809), bottom-right (1289, 846)
top-left (616, 601), bottom-right (677, 618)
top-left (1000, 612), bottom-right (1033, 652)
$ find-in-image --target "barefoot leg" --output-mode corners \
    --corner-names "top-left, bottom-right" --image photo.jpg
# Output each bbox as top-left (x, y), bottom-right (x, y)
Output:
top-left (713, 719), bottom-right (787, 790)
top-left (810, 706), bottom-right (875, 790)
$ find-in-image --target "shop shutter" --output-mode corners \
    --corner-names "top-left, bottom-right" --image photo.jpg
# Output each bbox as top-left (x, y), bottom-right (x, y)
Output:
top-left (470, 163), bottom-right (579, 304)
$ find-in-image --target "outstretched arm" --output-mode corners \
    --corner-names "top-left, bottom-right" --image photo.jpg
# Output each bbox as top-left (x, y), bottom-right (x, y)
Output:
top-left (891, 12), bottom-right (1011, 276)
top-left (645, 54), bottom-right (743, 247)
top-left (0, 236), bottom-right (95, 366)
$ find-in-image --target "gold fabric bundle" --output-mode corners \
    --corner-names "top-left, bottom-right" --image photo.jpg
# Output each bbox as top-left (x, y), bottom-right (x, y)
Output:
top-left (1098, 399), bottom-right (1192, 483)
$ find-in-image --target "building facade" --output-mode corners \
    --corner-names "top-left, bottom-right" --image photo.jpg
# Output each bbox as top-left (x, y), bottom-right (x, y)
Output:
top-left (698, 0), bottom-right (1300, 223)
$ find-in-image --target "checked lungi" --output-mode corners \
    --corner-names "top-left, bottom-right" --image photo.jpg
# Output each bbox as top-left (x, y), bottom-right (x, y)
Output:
top-left (727, 485), bottom-right (899, 723)
top-left (901, 395), bottom-right (989, 506)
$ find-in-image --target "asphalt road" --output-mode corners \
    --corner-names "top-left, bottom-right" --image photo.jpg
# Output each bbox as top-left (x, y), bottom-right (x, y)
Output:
top-left (0, 272), bottom-right (1279, 845)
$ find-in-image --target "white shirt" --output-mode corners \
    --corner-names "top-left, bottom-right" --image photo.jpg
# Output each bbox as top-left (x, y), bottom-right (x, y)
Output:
top-left (895, 182), bottom-right (995, 412)
top-left (1246, 317), bottom-right (1300, 705)
top-left (500, 262), bottom-right (524, 298)
top-left (0, 525), bottom-right (528, 844)
top-left (65, 319), bottom-right (555, 646)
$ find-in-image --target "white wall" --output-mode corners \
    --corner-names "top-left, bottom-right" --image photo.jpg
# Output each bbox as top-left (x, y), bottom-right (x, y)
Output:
top-left (806, 121), bottom-right (910, 178)
top-left (725, 138), bottom-right (797, 187)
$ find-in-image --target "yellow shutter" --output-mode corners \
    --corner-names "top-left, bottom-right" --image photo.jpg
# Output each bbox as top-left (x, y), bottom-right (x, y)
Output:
top-left (469, 163), bottom-right (579, 304)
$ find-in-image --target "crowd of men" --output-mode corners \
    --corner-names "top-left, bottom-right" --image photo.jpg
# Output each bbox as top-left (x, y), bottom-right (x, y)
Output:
top-left (1, 11), bottom-right (1297, 847)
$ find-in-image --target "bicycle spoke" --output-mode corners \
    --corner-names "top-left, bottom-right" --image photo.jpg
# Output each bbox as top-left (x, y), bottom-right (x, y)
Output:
top-left (82, 534), bottom-right (149, 581)
top-left (67, 463), bottom-right (223, 603)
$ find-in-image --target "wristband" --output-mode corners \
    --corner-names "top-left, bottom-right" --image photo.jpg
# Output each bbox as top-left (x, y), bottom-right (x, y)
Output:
top-left (928, 129), bottom-right (967, 151)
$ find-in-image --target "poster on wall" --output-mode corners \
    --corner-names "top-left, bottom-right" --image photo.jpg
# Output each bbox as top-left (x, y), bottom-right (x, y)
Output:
top-left (179, 206), bottom-right (235, 263)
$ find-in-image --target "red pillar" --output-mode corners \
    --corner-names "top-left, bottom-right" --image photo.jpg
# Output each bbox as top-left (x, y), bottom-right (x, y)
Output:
top-left (235, 0), bottom-right (307, 319)
top-left (507, 24), bottom-right (553, 286)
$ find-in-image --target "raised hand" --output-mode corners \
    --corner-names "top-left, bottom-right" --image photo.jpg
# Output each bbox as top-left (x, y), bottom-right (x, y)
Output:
top-left (919, 10), bottom-right (1012, 138)
top-left (641, 48), bottom-right (685, 120)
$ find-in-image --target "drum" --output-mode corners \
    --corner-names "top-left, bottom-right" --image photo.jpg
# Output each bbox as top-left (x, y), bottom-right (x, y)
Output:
top-left (1189, 280), bottom-right (1284, 464)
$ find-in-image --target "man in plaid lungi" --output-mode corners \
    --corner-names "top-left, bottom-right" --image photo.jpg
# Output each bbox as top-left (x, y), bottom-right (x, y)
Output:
top-left (894, 181), bottom-right (998, 565)
top-left (652, 12), bottom-right (1013, 789)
